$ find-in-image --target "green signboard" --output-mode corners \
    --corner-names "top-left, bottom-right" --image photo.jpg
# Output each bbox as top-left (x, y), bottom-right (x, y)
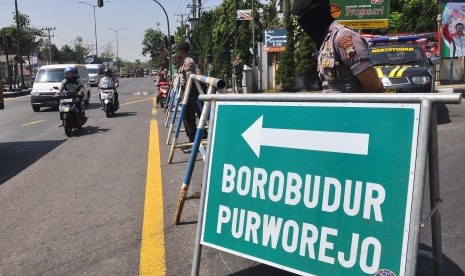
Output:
top-left (330, 0), bottom-right (390, 29)
top-left (201, 102), bottom-right (420, 276)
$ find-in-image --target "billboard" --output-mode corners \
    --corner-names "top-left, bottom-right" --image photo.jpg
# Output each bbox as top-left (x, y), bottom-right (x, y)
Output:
top-left (440, 2), bottom-right (465, 58)
top-left (330, 0), bottom-right (390, 29)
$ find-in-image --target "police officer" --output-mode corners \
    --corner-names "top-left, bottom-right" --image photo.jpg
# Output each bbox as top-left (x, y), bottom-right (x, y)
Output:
top-left (177, 42), bottom-right (203, 151)
top-left (204, 54), bottom-right (216, 77)
top-left (291, 0), bottom-right (383, 93)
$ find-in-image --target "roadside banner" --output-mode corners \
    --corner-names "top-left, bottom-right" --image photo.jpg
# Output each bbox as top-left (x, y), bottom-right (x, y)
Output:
top-left (330, 0), bottom-right (390, 29)
top-left (440, 2), bottom-right (465, 58)
top-left (201, 102), bottom-right (420, 275)
top-left (32, 53), bottom-right (38, 69)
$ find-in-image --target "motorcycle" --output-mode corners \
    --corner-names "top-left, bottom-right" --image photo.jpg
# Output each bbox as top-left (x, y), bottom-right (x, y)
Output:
top-left (99, 76), bottom-right (119, 117)
top-left (156, 81), bottom-right (169, 108)
top-left (54, 84), bottom-right (87, 137)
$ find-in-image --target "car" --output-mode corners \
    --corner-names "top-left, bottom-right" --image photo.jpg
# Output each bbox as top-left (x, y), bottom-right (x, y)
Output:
top-left (135, 68), bottom-right (144, 78)
top-left (368, 39), bottom-right (439, 93)
top-left (151, 69), bottom-right (157, 76)
top-left (85, 64), bottom-right (104, 87)
top-left (30, 64), bottom-right (91, 112)
top-left (119, 67), bottom-right (128, 78)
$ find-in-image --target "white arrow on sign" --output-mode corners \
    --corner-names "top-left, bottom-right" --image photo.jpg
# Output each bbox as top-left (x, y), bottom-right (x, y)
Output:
top-left (241, 116), bottom-right (370, 158)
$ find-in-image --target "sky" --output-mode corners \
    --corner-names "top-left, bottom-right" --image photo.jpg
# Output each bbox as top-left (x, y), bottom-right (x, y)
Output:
top-left (0, 0), bottom-right (223, 62)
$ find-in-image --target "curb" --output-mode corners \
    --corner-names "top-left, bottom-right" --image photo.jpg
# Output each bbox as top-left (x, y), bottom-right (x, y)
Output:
top-left (3, 90), bottom-right (31, 98)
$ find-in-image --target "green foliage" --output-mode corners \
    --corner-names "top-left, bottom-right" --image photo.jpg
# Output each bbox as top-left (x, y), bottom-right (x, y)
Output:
top-left (73, 36), bottom-right (90, 63)
top-left (187, 0), bottom-right (280, 79)
top-left (397, 0), bottom-right (436, 33)
top-left (0, 12), bottom-right (43, 61)
top-left (141, 28), bottom-right (166, 68)
top-left (295, 33), bottom-right (318, 89)
top-left (276, 0), bottom-right (295, 90)
top-left (58, 45), bottom-right (76, 62)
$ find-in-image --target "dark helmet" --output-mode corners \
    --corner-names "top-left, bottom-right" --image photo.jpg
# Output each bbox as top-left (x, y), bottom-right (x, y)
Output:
top-left (291, 0), bottom-right (332, 47)
top-left (291, 0), bottom-right (329, 17)
top-left (177, 42), bottom-right (190, 53)
top-left (64, 67), bottom-right (76, 78)
top-left (103, 68), bottom-right (113, 77)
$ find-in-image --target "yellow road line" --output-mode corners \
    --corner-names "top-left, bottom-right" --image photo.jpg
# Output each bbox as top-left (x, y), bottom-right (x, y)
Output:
top-left (121, 98), bottom-right (152, 106)
top-left (139, 118), bottom-right (166, 275)
top-left (21, 120), bottom-right (46, 127)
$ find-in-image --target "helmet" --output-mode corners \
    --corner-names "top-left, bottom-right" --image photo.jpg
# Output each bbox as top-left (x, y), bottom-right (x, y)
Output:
top-left (64, 67), bottom-right (76, 78)
top-left (103, 68), bottom-right (113, 76)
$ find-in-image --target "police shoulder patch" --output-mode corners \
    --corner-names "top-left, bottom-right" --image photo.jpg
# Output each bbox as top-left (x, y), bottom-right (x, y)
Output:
top-left (338, 35), bottom-right (357, 59)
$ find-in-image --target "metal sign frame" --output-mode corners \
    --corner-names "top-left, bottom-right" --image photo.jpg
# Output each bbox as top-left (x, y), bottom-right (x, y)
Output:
top-left (191, 93), bottom-right (462, 276)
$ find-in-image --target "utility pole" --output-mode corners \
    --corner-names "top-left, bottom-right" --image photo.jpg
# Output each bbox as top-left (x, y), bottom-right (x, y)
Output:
top-left (90, 44), bottom-right (95, 55)
top-left (41, 27), bottom-right (55, 64)
top-left (175, 13), bottom-right (188, 26)
top-left (78, 2), bottom-right (98, 57)
top-left (15, 0), bottom-right (26, 89)
top-left (192, 0), bottom-right (196, 19)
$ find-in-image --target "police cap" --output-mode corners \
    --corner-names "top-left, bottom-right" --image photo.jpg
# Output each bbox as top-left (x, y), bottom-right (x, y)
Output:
top-left (291, 0), bottom-right (329, 17)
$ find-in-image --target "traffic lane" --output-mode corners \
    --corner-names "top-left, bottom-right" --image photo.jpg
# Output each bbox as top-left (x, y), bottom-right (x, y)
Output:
top-left (0, 84), bottom-right (154, 275)
top-left (0, 95), bottom-right (69, 185)
top-left (158, 100), bottom-right (465, 276)
top-left (417, 102), bottom-right (465, 276)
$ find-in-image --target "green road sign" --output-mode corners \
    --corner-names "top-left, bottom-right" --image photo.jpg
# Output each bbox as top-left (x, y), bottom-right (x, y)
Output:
top-left (201, 102), bottom-right (420, 276)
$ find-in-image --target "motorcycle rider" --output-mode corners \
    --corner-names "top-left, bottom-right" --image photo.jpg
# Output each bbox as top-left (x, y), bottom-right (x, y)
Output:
top-left (155, 70), bottom-right (168, 107)
top-left (100, 67), bottom-right (119, 107)
top-left (56, 67), bottom-right (87, 126)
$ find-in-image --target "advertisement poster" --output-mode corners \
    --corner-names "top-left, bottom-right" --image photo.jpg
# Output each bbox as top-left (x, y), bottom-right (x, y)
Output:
top-left (330, 0), bottom-right (390, 29)
top-left (441, 2), bottom-right (465, 58)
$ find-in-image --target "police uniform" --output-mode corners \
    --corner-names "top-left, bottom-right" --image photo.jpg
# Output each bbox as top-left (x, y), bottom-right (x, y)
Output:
top-left (180, 56), bottom-right (202, 142)
top-left (318, 21), bottom-right (373, 93)
top-left (180, 57), bottom-right (198, 91)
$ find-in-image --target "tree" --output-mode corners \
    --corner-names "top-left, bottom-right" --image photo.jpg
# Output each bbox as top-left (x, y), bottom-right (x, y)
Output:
top-left (74, 36), bottom-right (90, 63)
top-left (141, 27), bottom-right (165, 68)
top-left (295, 33), bottom-right (318, 90)
top-left (100, 42), bottom-right (114, 62)
top-left (1, 12), bottom-right (43, 74)
top-left (59, 44), bottom-right (77, 63)
top-left (276, 0), bottom-right (295, 90)
top-left (397, 0), bottom-right (436, 33)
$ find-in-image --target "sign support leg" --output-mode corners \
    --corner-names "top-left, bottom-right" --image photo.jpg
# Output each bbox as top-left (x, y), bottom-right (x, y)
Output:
top-left (191, 101), bottom-right (216, 276)
top-left (406, 100), bottom-right (432, 276)
top-left (174, 86), bottom-right (215, 225)
top-left (428, 105), bottom-right (444, 276)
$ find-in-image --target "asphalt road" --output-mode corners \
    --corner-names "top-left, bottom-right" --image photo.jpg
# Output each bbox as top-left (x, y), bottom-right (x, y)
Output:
top-left (1, 78), bottom-right (464, 276)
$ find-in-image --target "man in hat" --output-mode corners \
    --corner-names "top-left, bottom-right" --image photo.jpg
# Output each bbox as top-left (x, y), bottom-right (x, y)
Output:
top-left (232, 54), bottom-right (244, 93)
top-left (292, 0), bottom-right (383, 93)
top-left (204, 54), bottom-right (216, 77)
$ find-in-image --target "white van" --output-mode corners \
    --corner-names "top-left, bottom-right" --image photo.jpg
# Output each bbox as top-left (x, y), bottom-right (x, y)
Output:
top-left (85, 64), bottom-right (104, 86)
top-left (30, 64), bottom-right (91, 112)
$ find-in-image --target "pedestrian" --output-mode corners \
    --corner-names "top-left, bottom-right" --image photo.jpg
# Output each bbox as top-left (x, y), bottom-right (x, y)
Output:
top-left (204, 54), bottom-right (216, 77)
top-left (291, 0), bottom-right (383, 93)
top-left (232, 54), bottom-right (244, 93)
top-left (177, 42), bottom-right (203, 152)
